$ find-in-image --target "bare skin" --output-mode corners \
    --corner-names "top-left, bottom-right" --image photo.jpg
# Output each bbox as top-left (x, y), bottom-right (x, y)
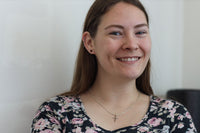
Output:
top-left (81, 2), bottom-right (151, 131)
top-left (81, 91), bottom-right (150, 131)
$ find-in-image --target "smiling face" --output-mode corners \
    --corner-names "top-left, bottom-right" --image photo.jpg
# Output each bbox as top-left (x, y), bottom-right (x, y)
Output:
top-left (84, 2), bottom-right (151, 81)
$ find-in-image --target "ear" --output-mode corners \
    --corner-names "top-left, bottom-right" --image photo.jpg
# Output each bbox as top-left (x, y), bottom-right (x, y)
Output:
top-left (82, 32), bottom-right (95, 54)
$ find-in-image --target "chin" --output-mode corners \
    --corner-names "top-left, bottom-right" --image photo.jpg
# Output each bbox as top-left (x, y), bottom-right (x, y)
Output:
top-left (123, 74), bottom-right (140, 80)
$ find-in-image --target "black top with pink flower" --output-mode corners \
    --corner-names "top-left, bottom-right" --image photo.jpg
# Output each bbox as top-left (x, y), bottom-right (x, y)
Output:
top-left (31, 95), bottom-right (197, 133)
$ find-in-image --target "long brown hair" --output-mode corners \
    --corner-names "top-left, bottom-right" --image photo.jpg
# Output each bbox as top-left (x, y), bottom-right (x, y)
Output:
top-left (62, 0), bottom-right (153, 96)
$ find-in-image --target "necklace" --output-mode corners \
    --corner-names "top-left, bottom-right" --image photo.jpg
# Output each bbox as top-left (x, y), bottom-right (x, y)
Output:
top-left (90, 91), bottom-right (140, 122)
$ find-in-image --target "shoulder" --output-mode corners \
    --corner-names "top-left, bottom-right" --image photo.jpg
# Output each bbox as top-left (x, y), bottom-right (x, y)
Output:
top-left (149, 95), bottom-right (193, 122)
top-left (38, 95), bottom-right (82, 113)
top-left (149, 95), bottom-right (197, 132)
top-left (149, 95), bottom-right (192, 119)
top-left (32, 96), bottom-right (81, 132)
top-left (150, 95), bottom-right (187, 112)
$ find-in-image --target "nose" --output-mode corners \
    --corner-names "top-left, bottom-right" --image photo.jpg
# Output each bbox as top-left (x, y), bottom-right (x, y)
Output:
top-left (122, 35), bottom-right (139, 50)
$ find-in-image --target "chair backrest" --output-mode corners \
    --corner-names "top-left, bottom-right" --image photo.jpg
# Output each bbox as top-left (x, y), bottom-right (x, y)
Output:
top-left (167, 89), bottom-right (200, 132)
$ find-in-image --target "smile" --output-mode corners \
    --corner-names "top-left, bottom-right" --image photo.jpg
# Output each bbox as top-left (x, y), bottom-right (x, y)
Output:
top-left (117, 57), bottom-right (140, 62)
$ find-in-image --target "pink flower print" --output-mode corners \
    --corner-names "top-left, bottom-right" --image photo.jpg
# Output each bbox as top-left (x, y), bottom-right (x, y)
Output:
top-left (62, 117), bottom-right (69, 124)
top-left (61, 106), bottom-right (66, 112)
top-left (72, 103), bottom-right (81, 109)
top-left (64, 97), bottom-right (75, 103)
top-left (74, 127), bottom-right (82, 133)
top-left (72, 118), bottom-right (83, 125)
top-left (34, 111), bottom-right (41, 119)
top-left (148, 117), bottom-right (162, 127)
top-left (138, 126), bottom-right (149, 132)
top-left (35, 118), bottom-right (49, 130)
top-left (40, 129), bottom-right (55, 133)
top-left (162, 101), bottom-right (174, 109)
top-left (85, 128), bottom-right (98, 133)
top-left (178, 115), bottom-right (184, 120)
top-left (169, 108), bottom-right (176, 119)
top-left (178, 123), bottom-right (184, 129)
top-left (185, 112), bottom-right (192, 119)
top-left (155, 97), bottom-right (162, 103)
top-left (50, 117), bottom-right (60, 125)
top-left (44, 105), bottom-right (52, 111)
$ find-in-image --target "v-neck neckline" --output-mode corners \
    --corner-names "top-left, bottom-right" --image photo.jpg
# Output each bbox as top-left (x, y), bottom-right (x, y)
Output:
top-left (77, 95), bottom-right (152, 132)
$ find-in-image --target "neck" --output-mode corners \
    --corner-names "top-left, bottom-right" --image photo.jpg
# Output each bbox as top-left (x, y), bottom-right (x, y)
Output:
top-left (89, 73), bottom-right (139, 107)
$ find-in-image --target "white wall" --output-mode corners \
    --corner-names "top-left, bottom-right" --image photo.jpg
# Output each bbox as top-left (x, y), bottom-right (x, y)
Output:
top-left (0, 0), bottom-right (199, 132)
top-left (183, 1), bottom-right (200, 88)
top-left (141, 0), bottom-right (184, 96)
top-left (0, 0), bottom-right (93, 132)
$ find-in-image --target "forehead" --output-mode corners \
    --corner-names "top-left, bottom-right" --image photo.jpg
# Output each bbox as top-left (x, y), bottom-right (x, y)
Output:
top-left (99, 2), bottom-right (147, 27)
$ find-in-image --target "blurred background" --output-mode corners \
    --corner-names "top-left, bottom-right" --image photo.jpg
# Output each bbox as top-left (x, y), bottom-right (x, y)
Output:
top-left (0, 0), bottom-right (200, 132)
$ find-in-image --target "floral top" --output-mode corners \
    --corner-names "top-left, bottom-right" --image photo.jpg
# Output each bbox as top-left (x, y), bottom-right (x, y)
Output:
top-left (31, 95), bottom-right (197, 133)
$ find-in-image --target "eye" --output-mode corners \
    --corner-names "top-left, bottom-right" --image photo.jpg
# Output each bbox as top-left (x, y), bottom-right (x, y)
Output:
top-left (135, 30), bottom-right (148, 38)
top-left (109, 31), bottom-right (122, 36)
top-left (136, 31), bottom-right (147, 35)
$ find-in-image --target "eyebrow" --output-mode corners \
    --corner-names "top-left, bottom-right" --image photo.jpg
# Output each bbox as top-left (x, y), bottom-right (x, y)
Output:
top-left (104, 23), bottom-right (149, 30)
top-left (104, 25), bottom-right (124, 30)
top-left (134, 23), bottom-right (149, 28)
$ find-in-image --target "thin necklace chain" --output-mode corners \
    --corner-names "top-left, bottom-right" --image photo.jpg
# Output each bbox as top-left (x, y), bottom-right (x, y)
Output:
top-left (89, 91), bottom-right (140, 122)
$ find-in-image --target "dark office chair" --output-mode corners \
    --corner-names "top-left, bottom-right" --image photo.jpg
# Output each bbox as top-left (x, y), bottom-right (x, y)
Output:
top-left (167, 89), bottom-right (200, 132)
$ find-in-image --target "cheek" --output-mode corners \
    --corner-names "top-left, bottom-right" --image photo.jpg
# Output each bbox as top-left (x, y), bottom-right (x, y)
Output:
top-left (141, 39), bottom-right (151, 56)
top-left (95, 39), bottom-right (119, 55)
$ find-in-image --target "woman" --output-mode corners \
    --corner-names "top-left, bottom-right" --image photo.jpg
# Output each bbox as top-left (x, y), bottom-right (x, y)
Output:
top-left (31, 0), bottom-right (197, 132)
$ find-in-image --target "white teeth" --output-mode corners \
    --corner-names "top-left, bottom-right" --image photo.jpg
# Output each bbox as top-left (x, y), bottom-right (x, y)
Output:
top-left (119, 57), bottom-right (139, 62)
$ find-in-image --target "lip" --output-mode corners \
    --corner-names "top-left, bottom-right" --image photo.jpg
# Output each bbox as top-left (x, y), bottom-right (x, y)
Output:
top-left (116, 56), bottom-right (141, 63)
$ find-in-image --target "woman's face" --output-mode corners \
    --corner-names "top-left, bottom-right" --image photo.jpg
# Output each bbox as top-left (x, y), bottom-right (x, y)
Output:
top-left (87, 2), bottom-right (151, 80)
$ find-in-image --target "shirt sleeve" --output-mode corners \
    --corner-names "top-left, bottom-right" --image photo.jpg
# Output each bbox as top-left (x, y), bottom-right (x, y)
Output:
top-left (31, 101), bottom-right (64, 133)
top-left (170, 103), bottom-right (197, 133)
